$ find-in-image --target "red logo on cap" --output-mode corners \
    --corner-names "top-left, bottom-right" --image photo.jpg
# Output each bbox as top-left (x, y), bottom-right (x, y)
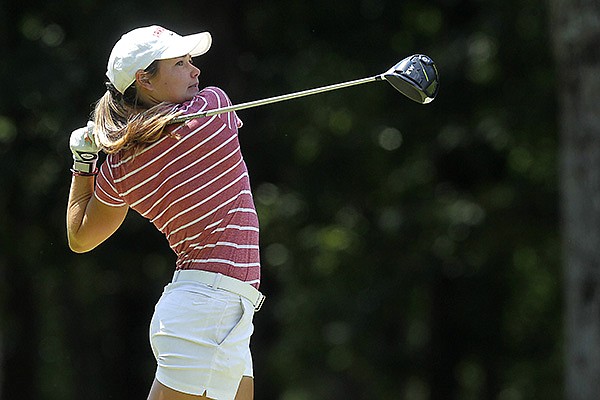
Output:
top-left (153, 27), bottom-right (166, 37)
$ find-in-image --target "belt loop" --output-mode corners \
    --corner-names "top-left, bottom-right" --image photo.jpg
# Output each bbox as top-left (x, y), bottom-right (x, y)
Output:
top-left (255, 293), bottom-right (266, 312)
top-left (211, 273), bottom-right (223, 289)
top-left (172, 269), bottom-right (181, 282)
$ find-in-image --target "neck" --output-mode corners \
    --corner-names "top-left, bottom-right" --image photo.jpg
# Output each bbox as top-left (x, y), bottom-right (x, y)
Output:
top-left (138, 93), bottom-right (161, 108)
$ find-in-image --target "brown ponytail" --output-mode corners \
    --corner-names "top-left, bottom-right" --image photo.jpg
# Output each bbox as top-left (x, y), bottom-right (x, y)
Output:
top-left (93, 60), bottom-right (181, 155)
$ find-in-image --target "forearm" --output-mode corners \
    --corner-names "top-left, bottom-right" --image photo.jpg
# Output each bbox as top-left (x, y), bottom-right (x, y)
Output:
top-left (66, 175), bottom-right (95, 252)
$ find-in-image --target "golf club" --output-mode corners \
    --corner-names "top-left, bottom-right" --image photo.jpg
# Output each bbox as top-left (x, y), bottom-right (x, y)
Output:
top-left (169, 54), bottom-right (439, 124)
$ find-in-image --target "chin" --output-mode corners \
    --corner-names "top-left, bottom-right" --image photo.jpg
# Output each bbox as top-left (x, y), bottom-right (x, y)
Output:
top-left (179, 93), bottom-right (196, 103)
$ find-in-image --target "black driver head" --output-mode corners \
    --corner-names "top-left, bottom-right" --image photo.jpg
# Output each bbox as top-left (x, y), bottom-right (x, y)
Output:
top-left (383, 54), bottom-right (439, 104)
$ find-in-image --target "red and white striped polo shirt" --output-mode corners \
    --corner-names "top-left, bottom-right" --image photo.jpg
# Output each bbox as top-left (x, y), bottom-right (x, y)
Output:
top-left (94, 87), bottom-right (260, 288)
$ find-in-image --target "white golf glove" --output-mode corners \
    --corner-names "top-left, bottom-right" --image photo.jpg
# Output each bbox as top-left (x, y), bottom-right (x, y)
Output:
top-left (70, 121), bottom-right (100, 174)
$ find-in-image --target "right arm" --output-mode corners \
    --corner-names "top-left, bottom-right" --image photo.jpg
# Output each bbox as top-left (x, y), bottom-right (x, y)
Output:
top-left (66, 122), bottom-right (128, 253)
top-left (67, 174), bottom-right (128, 253)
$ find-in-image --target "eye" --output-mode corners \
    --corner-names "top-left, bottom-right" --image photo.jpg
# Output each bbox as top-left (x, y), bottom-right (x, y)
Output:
top-left (175, 56), bottom-right (193, 67)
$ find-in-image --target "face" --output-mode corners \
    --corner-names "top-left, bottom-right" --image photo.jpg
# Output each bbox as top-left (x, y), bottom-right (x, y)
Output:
top-left (136, 55), bottom-right (200, 105)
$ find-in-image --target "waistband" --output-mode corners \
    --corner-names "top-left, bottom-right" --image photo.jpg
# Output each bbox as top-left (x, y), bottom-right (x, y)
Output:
top-left (172, 270), bottom-right (265, 312)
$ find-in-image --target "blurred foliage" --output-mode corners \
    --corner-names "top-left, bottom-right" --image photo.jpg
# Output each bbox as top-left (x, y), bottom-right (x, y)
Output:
top-left (0, 0), bottom-right (561, 399)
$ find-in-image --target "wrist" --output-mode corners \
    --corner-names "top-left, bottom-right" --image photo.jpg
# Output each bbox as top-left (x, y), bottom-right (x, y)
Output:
top-left (72, 159), bottom-right (98, 175)
top-left (71, 169), bottom-right (98, 177)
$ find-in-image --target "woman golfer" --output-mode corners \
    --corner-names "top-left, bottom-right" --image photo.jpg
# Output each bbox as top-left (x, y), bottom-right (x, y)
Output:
top-left (66, 25), bottom-right (264, 400)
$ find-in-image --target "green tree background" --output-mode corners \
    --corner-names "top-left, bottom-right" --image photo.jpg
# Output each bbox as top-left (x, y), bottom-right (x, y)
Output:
top-left (0, 0), bottom-right (562, 399)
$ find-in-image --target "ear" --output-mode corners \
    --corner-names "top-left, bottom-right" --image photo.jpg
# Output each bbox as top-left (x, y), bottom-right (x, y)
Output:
top-left (135, 70), bottom-right (153, 91)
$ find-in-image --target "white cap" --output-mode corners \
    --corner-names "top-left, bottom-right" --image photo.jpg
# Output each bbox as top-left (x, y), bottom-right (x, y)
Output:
top-left (106, 25), bottom-right (212, 94)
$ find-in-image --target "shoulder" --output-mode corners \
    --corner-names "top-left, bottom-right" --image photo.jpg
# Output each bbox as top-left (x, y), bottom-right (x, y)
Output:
top-left (175, 87), bottom-right (232, 115)
top-left (200, 86), bottom-right (233, 107)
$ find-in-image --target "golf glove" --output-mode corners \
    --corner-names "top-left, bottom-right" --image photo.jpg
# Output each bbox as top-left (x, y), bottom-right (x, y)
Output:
top-left (70, 121), bottom-right (100, 174)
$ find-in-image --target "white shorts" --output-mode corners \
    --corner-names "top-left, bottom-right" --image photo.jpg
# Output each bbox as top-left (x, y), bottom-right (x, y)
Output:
top-left (149, 280), bottom-right (255, 400)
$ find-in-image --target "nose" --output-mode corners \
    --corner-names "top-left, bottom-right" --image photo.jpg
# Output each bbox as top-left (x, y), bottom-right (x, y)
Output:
top-left (191, 64), bottom-right (200, 78)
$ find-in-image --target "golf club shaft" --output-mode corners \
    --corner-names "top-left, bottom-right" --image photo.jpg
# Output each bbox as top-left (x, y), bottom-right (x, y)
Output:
top-left (170, 74), bottom-right (383, 124)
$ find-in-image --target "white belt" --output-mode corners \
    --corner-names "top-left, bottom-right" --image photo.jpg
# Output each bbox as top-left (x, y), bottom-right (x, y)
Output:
top-left (172, 270), bottom-right (265, 312)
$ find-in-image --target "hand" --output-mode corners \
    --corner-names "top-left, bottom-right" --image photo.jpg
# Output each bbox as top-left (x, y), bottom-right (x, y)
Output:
top-left (70, 121), bottom-right (100, 174)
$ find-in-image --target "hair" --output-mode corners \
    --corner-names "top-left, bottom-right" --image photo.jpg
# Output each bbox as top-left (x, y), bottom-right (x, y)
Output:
top-left (93, 60), bottom-right (182, 155)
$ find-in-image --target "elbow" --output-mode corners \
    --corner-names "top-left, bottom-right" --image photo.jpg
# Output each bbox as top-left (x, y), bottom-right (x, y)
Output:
top-left (68, 241), bottom-right (89, 254)
top-left (69, 244), bottom-right (89, 254)
top-left (67, 234), bottom-right (95, 253)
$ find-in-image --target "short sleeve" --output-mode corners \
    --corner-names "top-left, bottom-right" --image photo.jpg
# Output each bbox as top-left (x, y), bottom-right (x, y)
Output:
top-left (205, 87), bottom-right (243, 131)
top-left (95, 158), bottom-right (127, 207)
top-left (173, 87), bottom-right (243, 131)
